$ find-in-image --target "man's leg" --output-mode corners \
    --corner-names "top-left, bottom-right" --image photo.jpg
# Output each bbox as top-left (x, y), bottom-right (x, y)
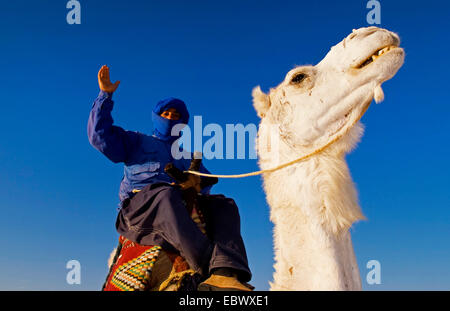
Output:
top-left (117, 184), bottom-right (213, 276)
top-left (198, 194), bottom-right (252, 283)
top-left (117, 184), bottom-right (252, 290)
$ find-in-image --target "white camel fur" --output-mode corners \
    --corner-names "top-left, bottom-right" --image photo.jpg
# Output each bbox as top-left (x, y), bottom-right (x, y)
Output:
top-left (252, 27), bottom-right (404, 290)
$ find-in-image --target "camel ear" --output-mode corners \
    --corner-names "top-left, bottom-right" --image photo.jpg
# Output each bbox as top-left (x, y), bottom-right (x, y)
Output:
top-left (252, 86), bottom-right (271, 118)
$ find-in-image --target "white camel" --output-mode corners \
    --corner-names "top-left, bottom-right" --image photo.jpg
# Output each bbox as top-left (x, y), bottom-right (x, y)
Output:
top-left (252, 26), bottom-right (404, 290)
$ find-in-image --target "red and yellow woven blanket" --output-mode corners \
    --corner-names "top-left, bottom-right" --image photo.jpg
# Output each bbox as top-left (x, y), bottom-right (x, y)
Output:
top-left (103, 236), bottom-right (161, 291)
top-left (103, 236), bottom-right (201, 291)
top-left (103, 205), bottom-right (206, 291)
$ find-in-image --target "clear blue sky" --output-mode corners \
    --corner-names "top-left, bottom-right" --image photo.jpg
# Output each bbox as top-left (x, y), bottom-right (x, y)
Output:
top-left (0, 0), bottom-right (449, 290)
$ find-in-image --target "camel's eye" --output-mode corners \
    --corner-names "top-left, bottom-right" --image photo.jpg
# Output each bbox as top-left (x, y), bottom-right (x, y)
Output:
top-left (291, 73), bottom-right (307, 84)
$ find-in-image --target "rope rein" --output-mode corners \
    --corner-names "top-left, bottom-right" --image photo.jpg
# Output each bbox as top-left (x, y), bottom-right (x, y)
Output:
top-left (184, 102), bottom-right (370, 179)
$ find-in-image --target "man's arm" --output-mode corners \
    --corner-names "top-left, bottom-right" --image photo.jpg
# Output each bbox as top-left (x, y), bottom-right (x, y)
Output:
top-left (87, 65), bottom-right (140, 163)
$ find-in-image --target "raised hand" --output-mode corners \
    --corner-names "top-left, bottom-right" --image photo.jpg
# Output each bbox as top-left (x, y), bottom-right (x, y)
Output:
top-left (98, 65), bottom-right (120, 93)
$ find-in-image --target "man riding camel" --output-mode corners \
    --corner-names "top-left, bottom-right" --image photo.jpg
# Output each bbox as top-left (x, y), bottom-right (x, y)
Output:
top-left (87, 65), bottom-right (252, 291)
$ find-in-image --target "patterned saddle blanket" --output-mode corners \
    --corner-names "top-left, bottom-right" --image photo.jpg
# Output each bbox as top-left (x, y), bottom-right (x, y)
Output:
top-left (103, 206), bottom-right (206, 291)
top-left (103, 236), bottom-right (202, 291)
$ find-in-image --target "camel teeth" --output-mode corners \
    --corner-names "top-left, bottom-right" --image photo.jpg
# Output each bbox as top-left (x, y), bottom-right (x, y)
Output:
top-left (377, 46), bottom-right (392, 57)
top-left (359, 45), bottom-right (396, 69)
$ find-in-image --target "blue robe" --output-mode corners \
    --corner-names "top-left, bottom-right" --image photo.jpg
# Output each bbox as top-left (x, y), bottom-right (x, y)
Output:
top-left (87, 91), bottom-right (251, 281)
top-left (87, 91), bottom-right (211, 206)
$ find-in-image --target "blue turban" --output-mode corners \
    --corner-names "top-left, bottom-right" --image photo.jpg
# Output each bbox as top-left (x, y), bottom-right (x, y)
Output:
top-left (151, 97), bottom-right (189, 142)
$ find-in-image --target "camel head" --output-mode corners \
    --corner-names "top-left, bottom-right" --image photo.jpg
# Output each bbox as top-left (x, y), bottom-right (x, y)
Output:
top-left (253, 27), bottom-right (405, 157)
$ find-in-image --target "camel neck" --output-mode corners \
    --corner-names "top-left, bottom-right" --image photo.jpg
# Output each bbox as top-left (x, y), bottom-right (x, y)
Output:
top-left (263, 155), bottom-right (363, 290)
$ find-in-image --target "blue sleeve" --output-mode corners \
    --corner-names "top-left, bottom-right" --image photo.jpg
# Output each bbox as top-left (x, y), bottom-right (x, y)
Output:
top-left (87, 91), bottom-right (140, 163)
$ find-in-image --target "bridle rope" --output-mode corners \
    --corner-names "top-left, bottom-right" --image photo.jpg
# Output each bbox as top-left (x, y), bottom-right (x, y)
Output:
top-left (184, 102), bottom-right (370, 178)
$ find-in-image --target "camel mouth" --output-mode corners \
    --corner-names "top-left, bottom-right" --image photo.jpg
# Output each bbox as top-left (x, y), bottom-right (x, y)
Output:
top-left (355, 45), bottom-right (399, 69)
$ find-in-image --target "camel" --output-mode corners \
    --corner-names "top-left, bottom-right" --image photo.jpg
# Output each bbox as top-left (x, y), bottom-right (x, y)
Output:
top-left (252, 26), bottom-right (404, 290)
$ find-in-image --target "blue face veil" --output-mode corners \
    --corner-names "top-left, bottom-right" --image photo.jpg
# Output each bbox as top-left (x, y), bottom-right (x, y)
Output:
top-left (151, 97), bottom-right (190, 142)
